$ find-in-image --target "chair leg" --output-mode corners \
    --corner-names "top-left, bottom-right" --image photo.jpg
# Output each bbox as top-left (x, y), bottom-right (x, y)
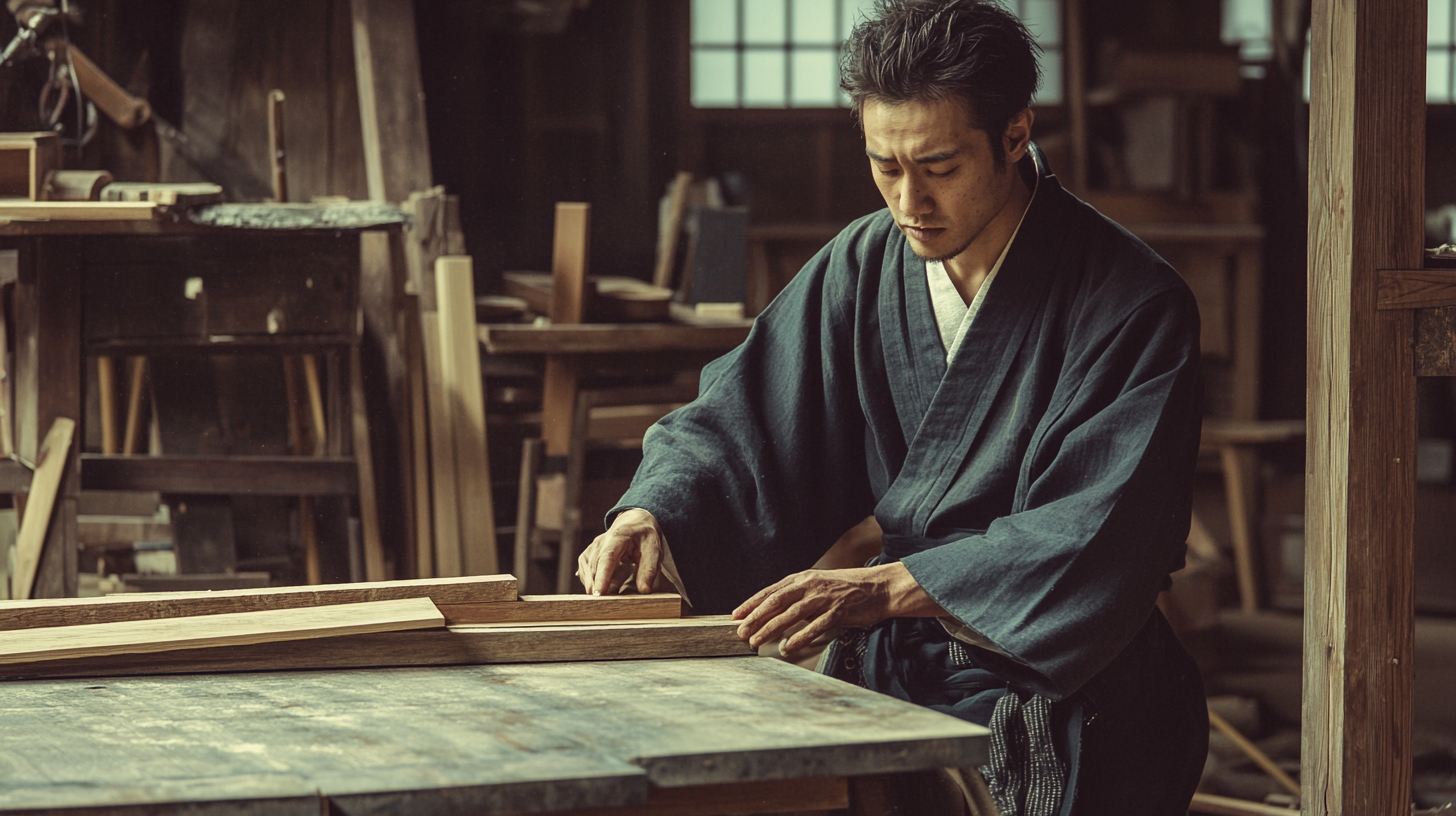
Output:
top-left (556, 392), bottom-right (594, 595)
top-left (515, 437), bottom-right (543, 594)
top-left (1220, 444), bottom-right (1259, 613)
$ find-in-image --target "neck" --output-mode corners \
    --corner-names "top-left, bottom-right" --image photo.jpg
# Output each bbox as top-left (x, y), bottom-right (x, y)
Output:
top-left (941, 167), bottom-right (1032, 304)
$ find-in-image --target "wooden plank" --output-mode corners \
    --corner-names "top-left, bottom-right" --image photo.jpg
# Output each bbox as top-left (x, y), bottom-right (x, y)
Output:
top-left (422, 311), bottom-right (463, 577)
top-left (436, 256), bottom-right (498, 575)
top-left (0, 201), bottom-right (157, 221)
top-left (439, 593), bottom-right (681, 625)
top-left (535, 777), bottom-right (849, 816)
top-left (0, 575), bottom-right (516, 631)
top-left (15, 239), bottom-right (82, 599)
top-left (480, 323), bottom-right (753, 355)
top-left (350, 0), bottom-right (432, 203)
top-left (349, 345), bottom-right (387, 581)
top-left (10, 418), bottom-right (75, 600)
top-left (0, 597), bottom-right (444, 666)
top-left (1378, 268), bottom-right (1456, 309)
top-left (654, 172), bottom-right (693, 289)
top-left (550, 203), bottom-right (591, 327)
top-left (80, 454), bottom-right (358, 495)
top-left (1303, 0), bottom-right (1423, 813)
top-left (0, 616), bottom-right (755, 679)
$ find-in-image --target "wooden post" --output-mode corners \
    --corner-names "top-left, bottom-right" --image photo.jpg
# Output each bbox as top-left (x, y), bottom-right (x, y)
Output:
top-left (1302, 1), bottom-right (1424, 813)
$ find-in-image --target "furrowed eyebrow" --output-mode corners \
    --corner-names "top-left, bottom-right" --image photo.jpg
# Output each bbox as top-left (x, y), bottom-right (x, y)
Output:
top-left (912, 150), bottom-right (959, 164)
top-left (864, 149), bottom-right (960, 164)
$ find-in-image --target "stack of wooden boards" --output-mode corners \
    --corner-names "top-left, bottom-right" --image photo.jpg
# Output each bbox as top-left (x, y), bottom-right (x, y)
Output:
top-left (0, 575), bottom-right (750, 681)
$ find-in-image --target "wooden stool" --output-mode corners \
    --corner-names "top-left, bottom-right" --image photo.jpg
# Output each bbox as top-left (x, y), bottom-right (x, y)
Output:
top-left (1199, 418), bottom-right (1306, 612)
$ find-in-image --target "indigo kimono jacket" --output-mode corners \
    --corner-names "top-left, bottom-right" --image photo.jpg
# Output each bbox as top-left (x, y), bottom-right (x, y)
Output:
top-left (613, 149), bottom-right (1208, 813)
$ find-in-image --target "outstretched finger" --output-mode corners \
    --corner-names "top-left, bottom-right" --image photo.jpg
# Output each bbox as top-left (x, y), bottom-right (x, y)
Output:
top-left (591, 537), bottom-right (631, 596)
top-left (747, 598), bottom-right (820, 648)
top-left (733, 578), bottom-right (789, 621)
top-left (782, 611), bottom-right (838, 654)
top-left (736, 582), bottom-right (804, 641)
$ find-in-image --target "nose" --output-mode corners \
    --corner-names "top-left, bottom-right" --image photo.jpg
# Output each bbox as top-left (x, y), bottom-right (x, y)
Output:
top-left (897, 177), bottom-right (933, 217)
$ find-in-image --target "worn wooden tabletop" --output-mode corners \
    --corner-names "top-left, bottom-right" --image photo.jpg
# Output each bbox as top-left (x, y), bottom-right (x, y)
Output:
top-left (0, 656), bottom-right (989, 815)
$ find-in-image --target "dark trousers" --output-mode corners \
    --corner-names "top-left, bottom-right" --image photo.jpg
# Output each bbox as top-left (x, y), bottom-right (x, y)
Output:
top-left (1067, 610), bottom-right (1208, 816)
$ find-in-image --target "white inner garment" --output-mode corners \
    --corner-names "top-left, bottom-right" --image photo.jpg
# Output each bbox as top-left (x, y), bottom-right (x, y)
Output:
top-left (925, 173), bottom-right (1039, 364)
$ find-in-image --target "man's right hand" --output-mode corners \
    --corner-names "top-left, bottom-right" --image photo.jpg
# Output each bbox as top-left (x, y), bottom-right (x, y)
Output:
top-left (576, 508), bottom-right (665, 596)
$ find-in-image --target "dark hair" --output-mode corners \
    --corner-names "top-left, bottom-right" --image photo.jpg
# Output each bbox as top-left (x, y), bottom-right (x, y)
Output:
top-left (840, 0), bottom-right (1042, 167)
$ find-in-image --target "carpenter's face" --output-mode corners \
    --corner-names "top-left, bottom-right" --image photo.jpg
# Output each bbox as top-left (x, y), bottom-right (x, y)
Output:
top-left (863, 96), bottom-right (1032, 263)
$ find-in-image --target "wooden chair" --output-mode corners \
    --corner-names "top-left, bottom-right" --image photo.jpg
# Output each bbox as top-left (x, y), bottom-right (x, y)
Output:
top-left (513, 382), bottom-right (697, 594)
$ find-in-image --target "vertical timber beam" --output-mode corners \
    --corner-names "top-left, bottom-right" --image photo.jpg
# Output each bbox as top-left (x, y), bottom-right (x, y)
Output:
top-left (1302, 0), bottom-right (1424, 813)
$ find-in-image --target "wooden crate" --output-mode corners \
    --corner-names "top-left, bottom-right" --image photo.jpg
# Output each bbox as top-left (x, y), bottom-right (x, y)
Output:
top-left (0, 133), bottom-right (62, 201)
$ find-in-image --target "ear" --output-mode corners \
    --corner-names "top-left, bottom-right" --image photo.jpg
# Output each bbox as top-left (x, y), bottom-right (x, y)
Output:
top-left (1003, 108), bottom-right (1035, 163)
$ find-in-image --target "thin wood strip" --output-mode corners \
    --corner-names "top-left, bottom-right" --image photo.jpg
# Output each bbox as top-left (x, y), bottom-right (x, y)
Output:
top-left (0, 575), bottom-right (517, 631)
top-left (121, 356), bottom-right (146, 455)
top-left (1188, 792), bottom-right (1300, 816)
top-left (0, 616), bottom-right (753, 680)
top-left (422, 311), bottom-right (463, 577)
top-left (97, 357), bottom-right (117, 454)
top-left (1220, 445), bottom-right (1259, 613)
top-left (1378, 268), bottom-right (1456, 309)
top-left (11, 417), bottom-right (75, 600)
top-left (1207, 709), bottom-right (1301, 797)
top-left (439, 593), bottom-right (681, 625)
top-left (534, 776), bottom-right (848, 816)
top-left (0, 201), bottom-right (157, 221)
top-left (435, 256), bottom-right (498, 575)
top-left (0, 597), bottom-right (444, 665)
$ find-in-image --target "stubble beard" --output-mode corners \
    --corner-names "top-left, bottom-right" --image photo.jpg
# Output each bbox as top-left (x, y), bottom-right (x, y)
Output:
top-left (906, 231), bottom-right (975, 264)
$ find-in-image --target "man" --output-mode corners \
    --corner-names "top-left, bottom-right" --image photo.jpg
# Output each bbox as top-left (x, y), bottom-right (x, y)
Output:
top-left (578, 2), bottom-right (1207, 813)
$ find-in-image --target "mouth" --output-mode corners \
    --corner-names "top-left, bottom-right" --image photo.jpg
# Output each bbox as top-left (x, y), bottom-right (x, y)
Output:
top-left (899, 224), bottom-right (946, 243)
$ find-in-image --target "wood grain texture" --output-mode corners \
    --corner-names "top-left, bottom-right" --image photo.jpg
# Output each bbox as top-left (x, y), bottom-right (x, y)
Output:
top-left (435, 256), bottom-right (498, 575)
top-left (422, 311), bottom-right (463, 577)
top-left (0, 597), bottom-right (444, 665)
top-left (439, 593), bottom-right (681, 625)
top-left (350, 0), bottom-right (433, 203)
top-left (0, 658), bottom-right (986, 813)
top-left (0, 575), bottom-right (516, 631)
top-left (11, 417), bottom-right (75, 600)
top-left (550, 203), bottom-right (591, 326)
top-left (1303, 0), bottom-right (1423, 813)
top-left (0, 617), bottom-right (752, 680)
top-left (1377, 268), bottom-right (1456, 309)
top-left (1415, 307), bottom-right (1456, 375)
top-left (0, 201), bottom-right (157, 221)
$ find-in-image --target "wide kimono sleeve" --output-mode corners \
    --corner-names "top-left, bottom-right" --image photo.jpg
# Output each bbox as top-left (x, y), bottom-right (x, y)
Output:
top-left (609, 218), bottom-right (886, 614)
top-left (902, 278), bottom-right (1203, 700)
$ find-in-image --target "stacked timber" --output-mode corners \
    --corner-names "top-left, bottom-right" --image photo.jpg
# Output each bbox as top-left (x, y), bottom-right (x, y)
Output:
top-left (0, 576), bottom-right (748, 681)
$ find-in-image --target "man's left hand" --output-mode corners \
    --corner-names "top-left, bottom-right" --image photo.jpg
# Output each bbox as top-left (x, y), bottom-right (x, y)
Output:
top-left (732, 562), bottom-right (946, 654)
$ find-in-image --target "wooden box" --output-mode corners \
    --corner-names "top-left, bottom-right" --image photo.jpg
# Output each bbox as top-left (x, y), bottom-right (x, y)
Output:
top-left (0, 132), bottom-right (62, 200)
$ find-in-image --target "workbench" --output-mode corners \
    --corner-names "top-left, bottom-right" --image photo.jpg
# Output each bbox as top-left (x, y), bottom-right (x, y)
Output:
top-left (0, 656), bottom-right (989, 814)
top-left (0, 204), bottom-right (404, 597)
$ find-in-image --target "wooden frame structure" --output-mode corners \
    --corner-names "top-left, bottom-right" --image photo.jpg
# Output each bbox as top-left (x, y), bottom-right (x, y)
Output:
top-left (1303, 0), bottom-right (1425, 812)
